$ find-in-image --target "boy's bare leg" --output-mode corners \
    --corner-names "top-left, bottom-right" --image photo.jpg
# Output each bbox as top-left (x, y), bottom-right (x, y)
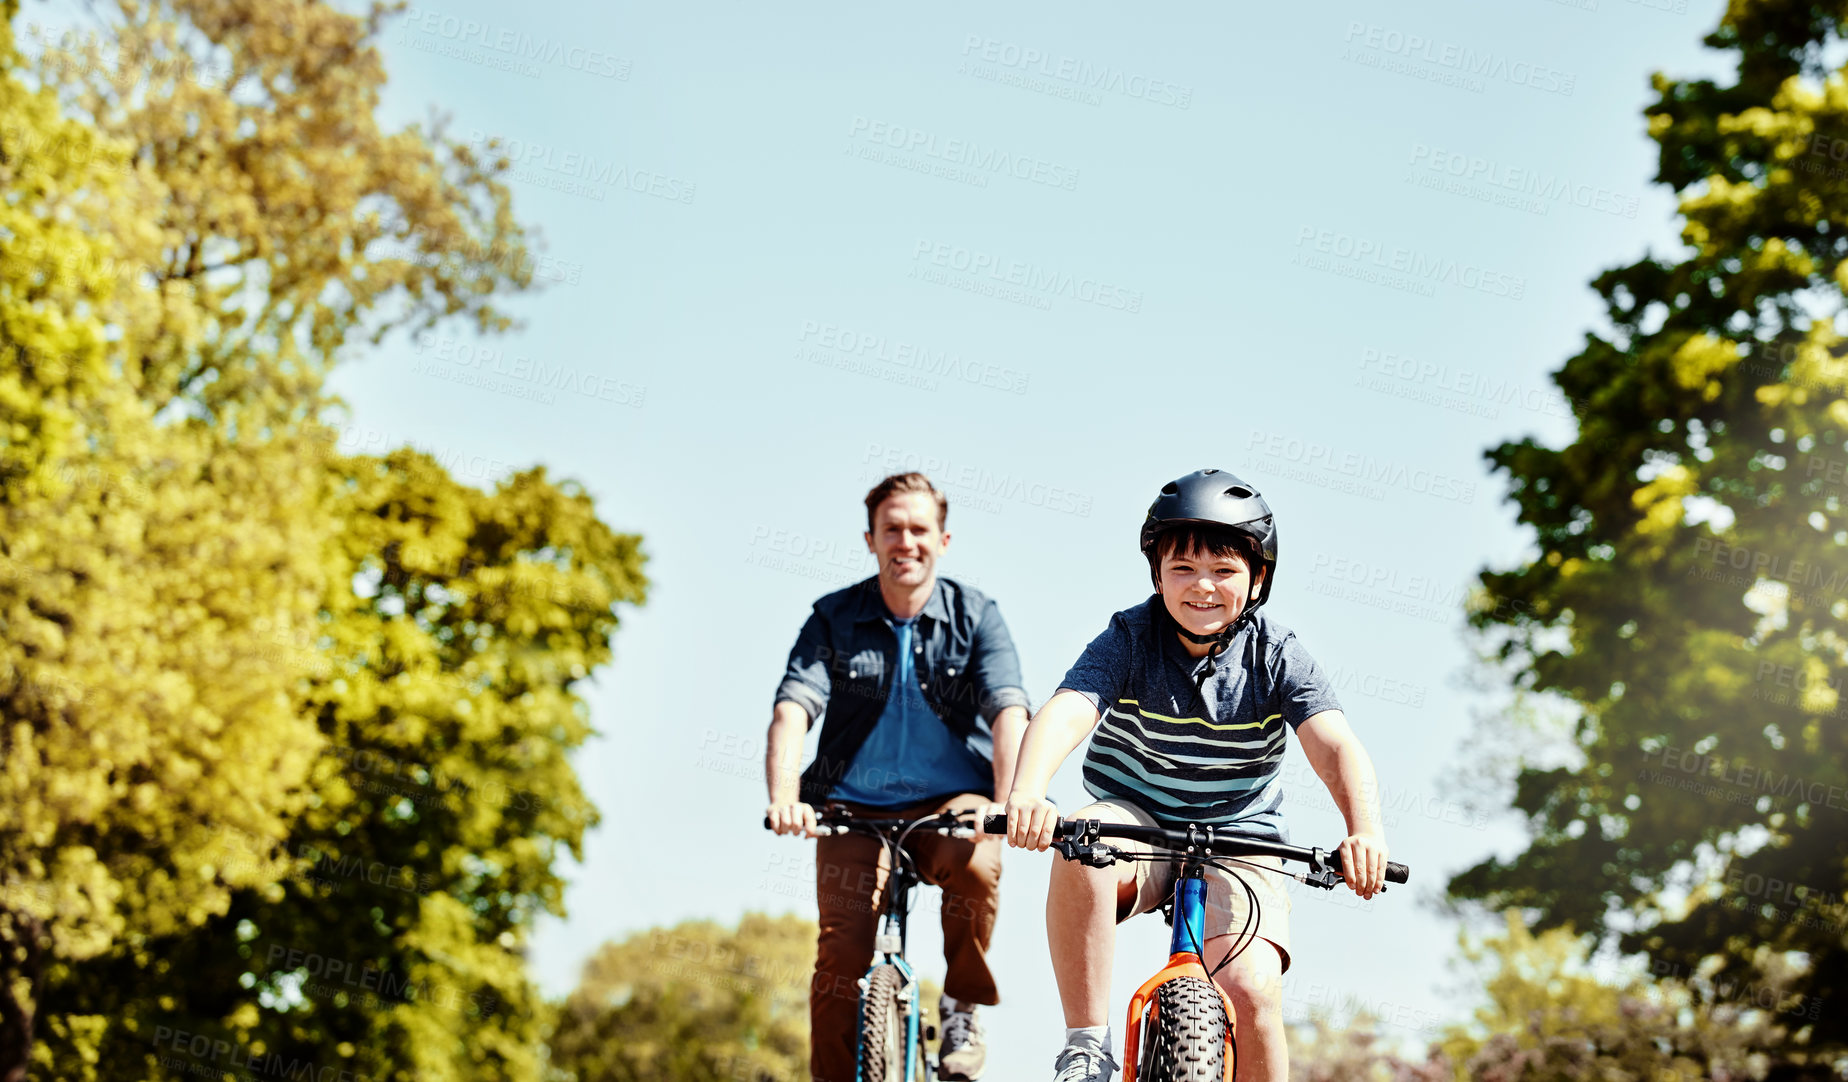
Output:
top-left (1205, 935), bottom-right (1286, 1082)
top-left (1045, 847), bottom-right (1139, 1026)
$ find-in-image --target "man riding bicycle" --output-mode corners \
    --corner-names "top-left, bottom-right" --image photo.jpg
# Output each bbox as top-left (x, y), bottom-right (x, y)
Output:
top-left (766, 472), bottom-right (1031, 1082)
top-left (1001, 469), bottom-right (1390, 1082)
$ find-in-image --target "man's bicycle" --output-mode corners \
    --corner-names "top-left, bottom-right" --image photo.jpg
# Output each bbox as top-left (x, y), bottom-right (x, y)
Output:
top-left (766, 808), bottom-right (978, 1082)
top-left (982, 814), bottom-right (1409, 1082)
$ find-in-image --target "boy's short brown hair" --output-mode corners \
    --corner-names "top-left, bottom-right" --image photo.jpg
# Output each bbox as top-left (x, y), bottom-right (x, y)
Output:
top-left (1150, 523), bottom-right (1264, 579)
top-left (864, 472), bottom-right (948, 532)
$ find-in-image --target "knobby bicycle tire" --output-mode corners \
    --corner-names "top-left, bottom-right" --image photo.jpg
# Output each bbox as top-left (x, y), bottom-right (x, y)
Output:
top-left (857, 964), bottom-right (907, 1082)
top-left (1140, 977), bottom-right (1231, 1082)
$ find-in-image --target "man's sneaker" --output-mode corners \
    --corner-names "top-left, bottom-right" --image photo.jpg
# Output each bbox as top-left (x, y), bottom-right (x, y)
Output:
top-left (1051, 1045), bottom-right (1118, 1082)
top-left (936, 1001), bottom-right (986, 1080)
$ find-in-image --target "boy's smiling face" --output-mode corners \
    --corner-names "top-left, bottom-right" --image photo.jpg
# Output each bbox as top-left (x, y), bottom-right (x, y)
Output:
top-left (1157, 541), bottom-right (1265, 641)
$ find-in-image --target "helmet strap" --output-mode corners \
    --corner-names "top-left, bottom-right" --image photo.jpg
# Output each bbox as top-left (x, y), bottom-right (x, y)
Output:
top-left (1173, 624), bottom-right (1229, 646)
top-left (1193, 630), bottom-right (1233, 696)
top-left (1157, 585), bottom-right (1261, 695)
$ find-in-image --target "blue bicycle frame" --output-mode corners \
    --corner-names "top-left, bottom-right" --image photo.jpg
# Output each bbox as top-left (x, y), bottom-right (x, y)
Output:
top-left (765, 809), bottom-right (979, 1082)
top-left (1170, 871), bottom-right (1209, 957)
top-left (846, 811), bottom-right (973, 1082)
top-left (856, 944), bottom-right (922, 1082)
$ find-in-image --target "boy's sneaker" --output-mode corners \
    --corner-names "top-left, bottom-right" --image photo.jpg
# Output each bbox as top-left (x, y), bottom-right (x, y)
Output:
top-left (1051, 1045), bottom-right (1118, 1082)
top-left (937, 1000), bottom-right (985, 1080)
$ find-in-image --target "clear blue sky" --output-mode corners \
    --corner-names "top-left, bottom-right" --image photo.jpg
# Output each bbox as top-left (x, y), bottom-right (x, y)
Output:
top-left (324, 0), bottom-right (1731, 1073)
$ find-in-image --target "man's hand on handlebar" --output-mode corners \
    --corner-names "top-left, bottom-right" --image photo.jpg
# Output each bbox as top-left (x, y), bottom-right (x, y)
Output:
top-left (766, 801), bottom-right (819, 838)
top-left (972, 801), bottom-right (1008, 840)
top-left (1337, 832), bottom-right (1389, 899)
top-left (1001, 792), bottom-right (1060, 851)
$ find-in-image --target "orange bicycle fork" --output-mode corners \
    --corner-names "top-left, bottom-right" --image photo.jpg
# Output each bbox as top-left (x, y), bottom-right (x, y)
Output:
top-left (1119, 870), bottom-right (1237, 1082)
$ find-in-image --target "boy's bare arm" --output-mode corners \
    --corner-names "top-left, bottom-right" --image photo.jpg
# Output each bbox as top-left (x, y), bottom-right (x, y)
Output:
top-left (1001, 690), bottom-right (1101, 850)
top-left (1297, 709), bottom-right (1390, 898)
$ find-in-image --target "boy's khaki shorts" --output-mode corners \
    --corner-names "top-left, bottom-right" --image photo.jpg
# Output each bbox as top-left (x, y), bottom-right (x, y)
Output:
top-left (1080, 799), bottom-right (1294, 972)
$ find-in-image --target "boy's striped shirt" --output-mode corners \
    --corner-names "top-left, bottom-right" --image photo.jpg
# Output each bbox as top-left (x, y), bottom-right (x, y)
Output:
top-left (1057, 599), bottom-right (1342, 843)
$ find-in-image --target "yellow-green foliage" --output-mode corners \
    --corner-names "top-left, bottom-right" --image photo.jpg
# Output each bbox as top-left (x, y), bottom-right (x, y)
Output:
top-left (1286, 912), bottom-right (1804, 1082)
top-left (2, 1), bottom-right (639, 1080)
top-left (1452, 0), bottom-right (1848, 1056)
top-left (550, 914), bottom-right (816, 1082)
top-left (1436, 913), bottom-right (1802, 1082)
top-left (1, 0), bottom-right (329, 996)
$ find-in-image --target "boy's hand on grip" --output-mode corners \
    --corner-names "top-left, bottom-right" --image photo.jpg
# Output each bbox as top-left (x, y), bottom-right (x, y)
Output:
top-left (1004, 793), bottom-right (1059, 851)
top-left (1338, 832), bottom-right (1389, 898)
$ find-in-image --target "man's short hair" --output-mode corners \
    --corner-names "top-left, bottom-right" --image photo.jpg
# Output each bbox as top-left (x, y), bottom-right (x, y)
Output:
top-left (864, 472), bottom-right (948, 532)
top-left (1151, 523), bottom-right (1264, 578)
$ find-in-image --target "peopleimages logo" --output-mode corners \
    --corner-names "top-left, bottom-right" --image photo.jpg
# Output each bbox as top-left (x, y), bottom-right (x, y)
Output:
top-left (1689, 539), bottom-right (1848, 598)
top-left (1304, 553), bottom-right (1473, 616)
top-left (398, 5), bottom-right (630, 79)
top-left (1342, 23), bottom-right (1576, 96)
top-left (957, 35), bottom-right (1193, 108)
top-left (465, 131), bottom-right (696, 205)
top-left (1248, 430), bottom-right (1478, 504)
top-left (410, 333), bottom-right (647, 408)
top-left (861, 443), bottom-right (1095, 518)
top-left (1358, 347), bottom-right (1575, 420)
top-left (908, 240), bottom-right (1144, 313)
top-left (797, 320), bottom-right (1030, 395)
top-left (1293, 226), bottom-right (1525, 300)
top-left (1408, 145), bottom-right (1639, 219)
top-left (847, 116), bottom-right (1079, 191)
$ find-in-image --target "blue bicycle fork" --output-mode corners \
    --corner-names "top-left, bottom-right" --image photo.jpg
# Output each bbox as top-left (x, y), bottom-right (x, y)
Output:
top-left (857, 881), bottom-right (922, 1081)
top-left (1170, 868), bottom-right (1208, 958)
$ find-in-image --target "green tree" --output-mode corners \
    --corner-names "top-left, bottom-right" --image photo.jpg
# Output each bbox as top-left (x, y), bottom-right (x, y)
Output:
top-left (1450, 0), bottom-right (1848, 1059)
top-left (549, 914), bottom-right (815, 1082)
top-left (3, 0), bottom-right (633, 1079)
top-left (24, 0), bottom-right (537, 423)
top-left (1285, 1014), bottom-right (1445, 1082)
top-left (35, 448), bottom-right (645, 1082)
top-left (1438, 914), bottom-right (1801, 1082)
top-left (1283, 916), bottom-right (1803, 1082)
top-left (0, 2), bottom-right (335, 1076)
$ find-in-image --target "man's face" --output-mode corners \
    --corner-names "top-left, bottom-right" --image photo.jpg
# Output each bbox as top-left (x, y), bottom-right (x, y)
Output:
top-left (1157, 542), bottom-right (1263, 638)
top-left (864, 491), bottom-right (949, 590)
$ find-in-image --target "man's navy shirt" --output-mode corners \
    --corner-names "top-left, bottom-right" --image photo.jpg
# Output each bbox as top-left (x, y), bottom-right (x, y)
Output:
top-left (775, 576), bottom-right (1029, 807)
top-left (828, 617), bottom-right (994, 805)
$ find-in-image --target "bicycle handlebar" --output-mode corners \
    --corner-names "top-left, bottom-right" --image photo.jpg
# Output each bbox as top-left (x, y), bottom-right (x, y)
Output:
top-left (762, 812), bottom-right (977, 840)
top-left (981, 814), bottom-right (1409, 884)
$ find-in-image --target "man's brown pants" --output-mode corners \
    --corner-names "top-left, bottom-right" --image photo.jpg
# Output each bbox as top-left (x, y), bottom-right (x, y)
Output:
top-left (810, 792), bottom-right (1001, 1082)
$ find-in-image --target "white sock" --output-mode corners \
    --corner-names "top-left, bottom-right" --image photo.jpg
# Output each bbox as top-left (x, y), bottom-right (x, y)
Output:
top-left (1063, 1025), bottom-right (1111, 1057)
top-left (941, 994), bottom-right (969, 1014)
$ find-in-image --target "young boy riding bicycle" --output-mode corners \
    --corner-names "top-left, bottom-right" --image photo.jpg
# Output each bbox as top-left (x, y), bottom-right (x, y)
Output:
top-left (1000, 469), bottom-right (1390, 1082)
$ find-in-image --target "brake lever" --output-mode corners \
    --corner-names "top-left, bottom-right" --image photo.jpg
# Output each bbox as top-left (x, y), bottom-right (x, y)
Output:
top-left (1052, 837), bottom-right (1121, 867)
top-left (1300, 846), bottom-right (1344, 891)
top-left (1296, 846), bottom-right (1387, 893)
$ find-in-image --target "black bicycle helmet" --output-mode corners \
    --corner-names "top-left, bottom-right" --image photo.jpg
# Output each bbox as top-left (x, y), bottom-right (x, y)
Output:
top-left (1140, 469), bottom-right (1278, 641)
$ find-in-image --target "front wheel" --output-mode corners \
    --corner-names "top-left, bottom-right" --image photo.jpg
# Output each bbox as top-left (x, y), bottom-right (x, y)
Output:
top-left (857, 964), bottom-right (907, 1082)
top-left (1139, 977), bottom-right (1232, 1082)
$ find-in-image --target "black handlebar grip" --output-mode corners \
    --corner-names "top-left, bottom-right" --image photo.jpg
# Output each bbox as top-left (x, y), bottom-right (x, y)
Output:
top-left (981, 813), bottom-right (1008, 833)
top-left (762, 816), bottom-right (772, 830)
top-left (1330, 850), bottom-right (1411, 884)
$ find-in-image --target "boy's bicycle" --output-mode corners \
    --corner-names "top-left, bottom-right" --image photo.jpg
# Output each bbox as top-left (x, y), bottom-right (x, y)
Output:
top-left (983, 814), bottom-right (1409, 1082)
top-left (765, 808), bottom-right (978, 1082)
